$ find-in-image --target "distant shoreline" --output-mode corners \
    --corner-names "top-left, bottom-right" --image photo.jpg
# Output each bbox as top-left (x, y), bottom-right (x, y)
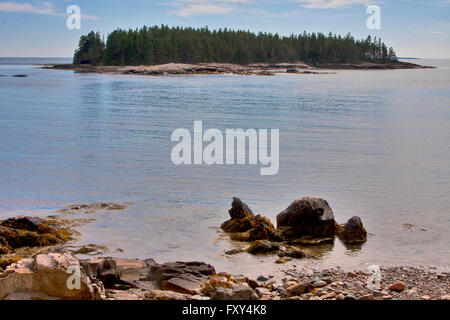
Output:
top-left (43, 60), bottom-right (434, 77)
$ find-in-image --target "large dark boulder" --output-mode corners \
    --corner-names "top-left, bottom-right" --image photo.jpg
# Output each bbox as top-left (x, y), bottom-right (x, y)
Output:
top-left (337, 216), bottom-right (367, 243)
top-left (276, 197), bottom-right (337, 241)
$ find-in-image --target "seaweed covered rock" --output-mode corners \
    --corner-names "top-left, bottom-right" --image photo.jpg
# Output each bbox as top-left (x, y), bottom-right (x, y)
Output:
top-left (0, 217), bottom-right (71, 250)
top-left (222, 198), bottom-right (280, 242)
top-left (336, 216), bottom-right (367, 243)
top-left (276, 197), bottom-right (337, 241)
top-left (0, 236), bottom-right (9, 254)
top-left (221, 197), bottom-right (257, 233)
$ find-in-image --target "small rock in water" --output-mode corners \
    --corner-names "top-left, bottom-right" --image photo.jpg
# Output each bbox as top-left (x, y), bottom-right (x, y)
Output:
top-left (275, 257), bottom-right (292, 264)
top-left (246, 240), bottom-right (280, 254)
top-left (225, 249), bottom-right (242, 255)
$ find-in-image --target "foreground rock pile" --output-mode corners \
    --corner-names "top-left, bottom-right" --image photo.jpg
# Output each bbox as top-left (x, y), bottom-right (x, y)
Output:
top-left (1, 250), bottom-right (447, 300)
top-left (221, 197), bottom-right (367, 261)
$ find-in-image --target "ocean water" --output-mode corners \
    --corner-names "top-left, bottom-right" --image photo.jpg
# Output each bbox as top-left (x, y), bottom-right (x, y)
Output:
top-left (0, 58), bottom-right (449, 276)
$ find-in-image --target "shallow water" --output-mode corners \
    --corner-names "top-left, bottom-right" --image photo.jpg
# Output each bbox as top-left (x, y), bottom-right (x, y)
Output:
top-left (0, 58), bottom-right (449, 276)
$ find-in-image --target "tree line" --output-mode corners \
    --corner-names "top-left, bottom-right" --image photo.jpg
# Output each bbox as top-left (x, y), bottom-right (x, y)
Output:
top-left (73, 26), bottom-right (397, 66)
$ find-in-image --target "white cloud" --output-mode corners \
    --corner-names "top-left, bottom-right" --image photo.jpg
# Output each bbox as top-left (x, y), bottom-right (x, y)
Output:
top-left (295, 0), bottom-right (372, 9)
top-left (0, 1), bottom-right (56, 15)
top-left (169, 0), bottom-right (248, 17)
top-left (0, 1), bottom-right (100, 19)
top-left (175, 4), bottom-right (234, 16)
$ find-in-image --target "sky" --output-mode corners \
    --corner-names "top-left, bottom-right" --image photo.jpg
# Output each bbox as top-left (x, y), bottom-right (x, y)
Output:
top-left (0, 0), bottom-right (449, 58)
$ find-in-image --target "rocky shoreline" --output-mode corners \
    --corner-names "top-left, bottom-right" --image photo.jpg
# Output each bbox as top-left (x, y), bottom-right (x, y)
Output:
top-left (0, 198), bottom-right (448, 300)
top-left (43, 60), bottom-right (433, 77)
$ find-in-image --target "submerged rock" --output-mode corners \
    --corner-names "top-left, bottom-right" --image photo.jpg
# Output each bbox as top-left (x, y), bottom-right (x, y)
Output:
top-left (276, 197), bottom-right (337, 241)
top-left (277, 246), bottom-right (306, 259)
top-left (57, 202), bottom-right (128, 215)
top-left (247, 240), bottom-right (280, 254)
top-left (337, 216), bottom-right (367, 243)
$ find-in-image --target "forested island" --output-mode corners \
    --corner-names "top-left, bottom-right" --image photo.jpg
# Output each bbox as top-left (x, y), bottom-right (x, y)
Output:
top-left (73, 26), bottom-right (398, 66)
top-left (47, 25), bottom-right (429, 75)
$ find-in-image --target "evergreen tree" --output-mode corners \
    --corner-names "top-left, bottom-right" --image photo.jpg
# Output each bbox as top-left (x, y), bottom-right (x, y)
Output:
top-left (73, 31), bottom-right (105, 65)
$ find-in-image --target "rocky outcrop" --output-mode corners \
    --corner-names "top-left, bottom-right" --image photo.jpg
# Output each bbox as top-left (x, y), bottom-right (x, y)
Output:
top-left (336, 216), bottom-right (367, 243)
top-left (46, 60), bottom-right (432, 77)
top-left (276, 197), bottom-right (337, 241)
top-left (221, 198), bottom-right (280, 242)
top-left (0, 252), bottom-right (105, 300)
top-left (221, 197), bottom-right (368, 259)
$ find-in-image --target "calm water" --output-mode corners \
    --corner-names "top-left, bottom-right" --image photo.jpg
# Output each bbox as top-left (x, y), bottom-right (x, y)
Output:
top-left (0, 58), bottom-right (449, 275)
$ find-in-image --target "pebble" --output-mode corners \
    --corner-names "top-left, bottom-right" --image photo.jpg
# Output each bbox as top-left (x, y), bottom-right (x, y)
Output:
top-left (255, 287), bottom-right (271, 298)
top-left (344, 294), bottom-right (357, 300)
top-left (311, 280), bottom-right (327, 288)
top-left (321, 292), bottom-right (336, 300)
top-left (336, 294), bottom-right (345, 300)
top-left (257, 275), bottom-right (269, 282)
top-left (359, 294), bottom-right (374, 300)
top-left (388, 281), bottom-right (406, 292)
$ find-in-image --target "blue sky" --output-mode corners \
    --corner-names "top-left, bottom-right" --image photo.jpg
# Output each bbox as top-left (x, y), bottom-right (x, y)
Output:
top-left (0, 0), bottom-right (449, 58)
